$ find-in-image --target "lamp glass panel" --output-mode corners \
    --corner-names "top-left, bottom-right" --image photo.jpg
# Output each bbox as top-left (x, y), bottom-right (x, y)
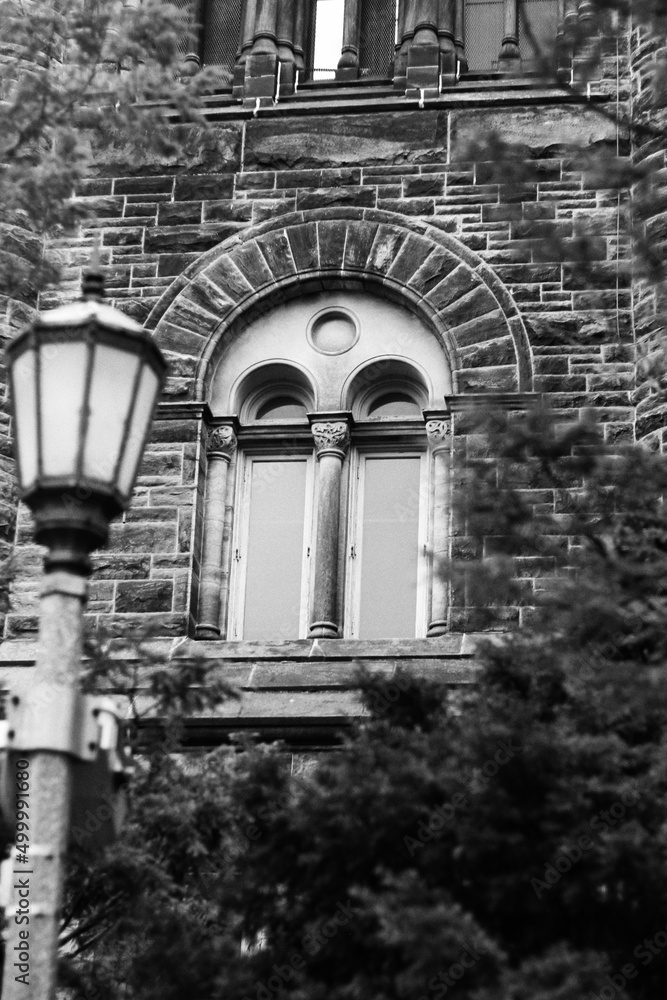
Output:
top-left (117, 364), bottom-right (160, 499)
top-left (11, 349), bottom-right (38, 491)
top-left (83, 344), bottom-right (140, 485)
top-left (40, 340), bottom-right (88, 478)
top-left (357, 456), bottom-right (421, 639)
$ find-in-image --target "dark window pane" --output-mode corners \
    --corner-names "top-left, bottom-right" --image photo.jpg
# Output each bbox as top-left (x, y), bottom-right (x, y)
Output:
top-left (367, 392), bottom-right (421, 418)
top-left (465, 0), bottom-right (504, 71)
top-left (359, 0), bottom-right (397, 77)
top-left (256, 396), bottom-right (308, 420)
top-left (519, 0), bottom-right (558, 68)
top-left (203, 0), bottom-right (243, 73)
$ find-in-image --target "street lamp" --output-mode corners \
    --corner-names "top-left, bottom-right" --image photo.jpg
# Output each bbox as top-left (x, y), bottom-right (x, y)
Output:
top-left (7, 270), bottom-right (166, 571)
top-left (1, 272), bottom-right (166, 1000)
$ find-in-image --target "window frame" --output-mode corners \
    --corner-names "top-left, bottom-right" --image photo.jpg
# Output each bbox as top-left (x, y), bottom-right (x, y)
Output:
top-left (227, 439), bottom-right (316, 642)
top-left (343, 421), bottom-right (432, 640)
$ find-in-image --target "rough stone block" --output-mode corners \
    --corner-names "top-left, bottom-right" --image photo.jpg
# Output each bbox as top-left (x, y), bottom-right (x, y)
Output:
top-left (93, 124), bottom-right (241, 179)
top-left (296, 187), bottom-right (376, 211)
top-left (403, 174), bottom-right (445, 197)
top-left (244, 112), bottom-right (448, 170)
top-left (203, 200), bottom-right (253, 223)
top-left (257, 230), bottom-right (297, 280)
top-left (233, 241), bottom-right (275, 289)
top-left (343, 221), bottom-right (379, 271)
top-left (204, 257), bottom-right (255, 302)
top-left (317, 220), bottom-right (348, 270)
top-left (367, 225), bottom-right (409, 274)
top-left (451, 106), bottom-right (617, 160)
top-left (287, 223), bottom-right (319, 272)
top-left (144, 223), bottom-right (245, 254)
top-left (174, 174), bottom-right (235, 201)
top-left (108, 522), bottom-right (178, 554)
top-left (409, 249), bottom-right (459, 296)
top-left (116, 580), bottom-right (174, 613)
top-left (96, 613), bottom-right (188, 638)
top-left (158, 202), bottom-right (203, 226)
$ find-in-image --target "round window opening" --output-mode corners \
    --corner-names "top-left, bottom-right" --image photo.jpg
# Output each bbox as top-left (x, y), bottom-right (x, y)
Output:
top-left (307, 308), bottom-right (359, 355)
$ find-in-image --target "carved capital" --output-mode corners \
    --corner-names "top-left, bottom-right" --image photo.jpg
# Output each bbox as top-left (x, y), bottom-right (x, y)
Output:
top-left (207, 425), bottom-right (237, 459)
top-left (425, 419), bottom-right (450, 450)
top-left (311, 421), bottom-right (351, 457)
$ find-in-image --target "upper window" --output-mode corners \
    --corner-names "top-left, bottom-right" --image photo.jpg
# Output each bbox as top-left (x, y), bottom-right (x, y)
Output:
top-left (208, 291), bottom-right (451, 643)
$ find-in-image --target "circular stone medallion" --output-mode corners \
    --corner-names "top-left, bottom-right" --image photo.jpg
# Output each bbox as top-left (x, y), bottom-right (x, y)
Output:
top-left (307, 307), bottom-right (360, 355)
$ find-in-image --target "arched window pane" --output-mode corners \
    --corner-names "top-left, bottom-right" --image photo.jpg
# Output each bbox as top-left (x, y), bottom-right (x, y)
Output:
top-left (256, 396), bottom-right (308, 420)
top-left (367, 392), bottom-right (421, 418)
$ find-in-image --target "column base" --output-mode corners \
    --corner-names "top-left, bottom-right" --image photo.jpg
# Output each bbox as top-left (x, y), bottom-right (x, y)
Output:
top-left (278, 57), bottom-right (296, 95)
top-left (498, 38), bottom-right (521, 73)
top-left (244, 52), bottom-right (279, 100)
top-left (336, 65), bottom-right (359, 81)
top-left (406, 42), bottom-right (441, 93)
top-left (232, 61), bottom-right (246, 98)
top-left (440, 49), bottom-right (457, 88)
top-left (427, 619), bottom-right (449, 637)
top-left (308, 620), bottom-right (340, 639)
top-left (194, 623), bottom-right (222, 640)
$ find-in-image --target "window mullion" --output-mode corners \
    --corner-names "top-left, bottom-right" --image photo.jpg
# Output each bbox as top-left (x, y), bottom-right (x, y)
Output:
top-left (307, 413), bottom-right (352, 638)
top-left (425, 412), bottom-right (451, 637)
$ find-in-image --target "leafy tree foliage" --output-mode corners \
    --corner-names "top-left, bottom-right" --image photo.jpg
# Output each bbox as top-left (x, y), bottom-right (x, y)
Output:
top-left (0, 0), bottom-right (226, 297)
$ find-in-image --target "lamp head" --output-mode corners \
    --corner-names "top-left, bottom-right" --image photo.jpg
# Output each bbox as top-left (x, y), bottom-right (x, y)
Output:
top-left (5, 273), bottom-right (167, 571)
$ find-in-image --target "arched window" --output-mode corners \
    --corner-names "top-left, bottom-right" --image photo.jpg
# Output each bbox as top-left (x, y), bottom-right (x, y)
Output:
top-left (197, 291), bottom-right (452, 643)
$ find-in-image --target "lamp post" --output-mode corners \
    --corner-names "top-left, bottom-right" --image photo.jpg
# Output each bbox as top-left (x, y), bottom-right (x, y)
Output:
top-left (1, 272), bottom-right (166, 1000)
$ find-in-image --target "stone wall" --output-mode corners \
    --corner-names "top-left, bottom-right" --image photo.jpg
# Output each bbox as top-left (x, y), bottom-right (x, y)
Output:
top-left (3, 76), bottom-right (639, 643)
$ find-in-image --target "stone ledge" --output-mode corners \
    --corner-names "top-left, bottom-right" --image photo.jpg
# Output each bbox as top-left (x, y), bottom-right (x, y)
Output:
top-left (0, 633), bottom-right (495, 664)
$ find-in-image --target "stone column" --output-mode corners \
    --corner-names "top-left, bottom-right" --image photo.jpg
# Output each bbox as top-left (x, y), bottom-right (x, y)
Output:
top-left (406, 0), bottom-right (441, 96)
top-left (437, 0), bottom-right (457, 84)
top-left (307, 414), bottom-right (352, 639)
top-left (336, 0), bottom-right (362, 80)
top-left (498, 0), bottom-right (520, 70)
top-left (454, 0), bottom-right (466, 71)
top-left (293, 0), bottom-right (307, 75)
top-left (234, 0), bottom-right (259, 96)
top-left (394, 0), bottom-right (416, 90)
top-left (424, 412), bottom-right (451, 637)
top-left (276, 0), bottom-right (297, 94)
top-left (195, 423), bottom-right (238, 640)
top-left (244, 0), bottom-right (279, 103)
top-left (179, 0), bottom-right (204, 78)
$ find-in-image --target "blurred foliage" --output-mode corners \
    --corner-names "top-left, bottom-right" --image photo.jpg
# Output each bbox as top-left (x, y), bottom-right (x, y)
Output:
top-left (46, 409), bottom-right (667, 1000)
top-left (0, 0), bottom-right (229, 298)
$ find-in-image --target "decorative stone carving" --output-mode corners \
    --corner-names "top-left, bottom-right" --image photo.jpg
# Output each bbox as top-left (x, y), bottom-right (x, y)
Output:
top-left (311, 421), bottom-right (351, 456)
top-left (425, 419), bottom-right (450, 449)
top-left (207, 425), bottom-right (237, 459)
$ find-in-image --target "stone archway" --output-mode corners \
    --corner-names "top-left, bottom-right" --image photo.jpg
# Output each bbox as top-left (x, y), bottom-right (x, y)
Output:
top-left (146, 208), bottom-right (534, 398)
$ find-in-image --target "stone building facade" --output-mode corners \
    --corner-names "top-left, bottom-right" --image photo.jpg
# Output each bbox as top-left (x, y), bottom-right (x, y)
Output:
top-left (0, 0), bottom-right (660, 750)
